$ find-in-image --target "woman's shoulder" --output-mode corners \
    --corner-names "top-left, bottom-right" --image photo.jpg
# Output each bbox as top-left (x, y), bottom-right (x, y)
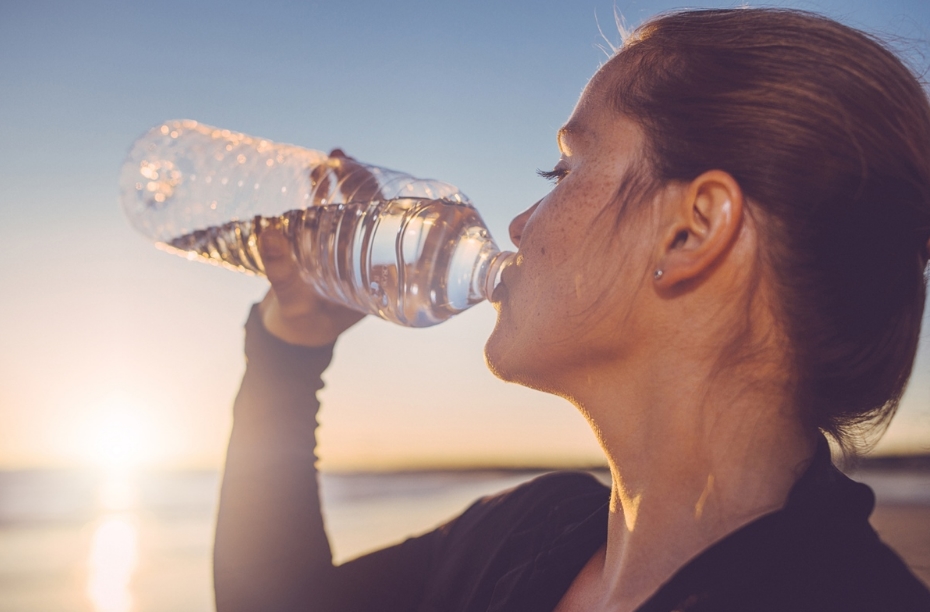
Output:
top-left (739, 525), bottom-right (930, 611)
top-left (771, 453), bottom-right (930, 608)
top-left (695, 451), bottom-right (930, 611)
top-left (490, 470), bottom-right (609, 502)
top-left (786, 519), bottom-right (930, 610)
top-left (475, 470), bottom-right (608, 516)
top-left (658, 443), bottom-right (930, 611)
top-left (415, 471), bottom-right (609, 610)
top-left (439, 470), bottom-right (609, 536)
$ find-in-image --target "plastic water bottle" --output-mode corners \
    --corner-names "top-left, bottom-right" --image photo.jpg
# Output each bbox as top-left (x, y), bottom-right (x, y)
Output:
top-left (119, 120), bottom-right (514, 327)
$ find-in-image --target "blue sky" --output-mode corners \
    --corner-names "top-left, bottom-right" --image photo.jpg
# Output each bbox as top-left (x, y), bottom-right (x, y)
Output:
top-left (1, 0), bottom-right (928, 469)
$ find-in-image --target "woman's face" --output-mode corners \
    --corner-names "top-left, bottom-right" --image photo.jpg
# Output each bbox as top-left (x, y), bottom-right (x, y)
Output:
top-left (485, 67), bottom-right (664, 393)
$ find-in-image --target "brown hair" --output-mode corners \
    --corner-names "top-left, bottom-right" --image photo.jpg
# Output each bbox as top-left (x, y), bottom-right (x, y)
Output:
top-left (610, 9), bottom-right (930, 450)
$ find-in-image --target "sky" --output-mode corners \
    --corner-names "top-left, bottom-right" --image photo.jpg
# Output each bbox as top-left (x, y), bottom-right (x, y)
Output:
top-left (1, 0), bottom-right (929, 471)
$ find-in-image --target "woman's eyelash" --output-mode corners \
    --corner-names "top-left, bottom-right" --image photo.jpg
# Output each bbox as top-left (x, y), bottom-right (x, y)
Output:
top-left (537, 167), bottom-right (568, 184)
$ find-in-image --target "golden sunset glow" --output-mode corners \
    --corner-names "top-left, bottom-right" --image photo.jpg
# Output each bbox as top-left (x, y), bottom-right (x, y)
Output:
top-left (87, 514), bottom-right (139, 612)
top-left (2, 4), bottom-right (928, 612)
top-left (80, 397), bottom-right (161, 471)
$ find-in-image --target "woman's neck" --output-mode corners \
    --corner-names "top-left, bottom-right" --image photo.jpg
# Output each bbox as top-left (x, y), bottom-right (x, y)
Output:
top-left (570, 358), bottom-right (816, 611)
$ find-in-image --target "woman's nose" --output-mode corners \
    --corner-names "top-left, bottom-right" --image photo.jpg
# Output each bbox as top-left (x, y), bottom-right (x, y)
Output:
top-left (509, 201), bottom-right (540, 248)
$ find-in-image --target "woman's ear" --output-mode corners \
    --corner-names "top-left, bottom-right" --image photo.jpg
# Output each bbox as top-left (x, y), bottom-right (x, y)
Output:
top-left (653, 170), bottom-right (744, 287)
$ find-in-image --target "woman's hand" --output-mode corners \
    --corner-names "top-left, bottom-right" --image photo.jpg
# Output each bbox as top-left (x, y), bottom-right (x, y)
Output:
top-left (258, 148), bottom-right (377, 346)
top-left (257, 226), bottom-right (365, 347)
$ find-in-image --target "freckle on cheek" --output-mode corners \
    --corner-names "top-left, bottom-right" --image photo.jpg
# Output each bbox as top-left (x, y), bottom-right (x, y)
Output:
top-left (541, 247), bottom-right (547, 256)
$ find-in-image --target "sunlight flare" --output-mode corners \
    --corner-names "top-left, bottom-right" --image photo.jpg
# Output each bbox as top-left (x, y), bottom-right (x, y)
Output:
top-left (80, 397), bottom-right (162, 471)
top-left (87, 514), bottom-right (138, 612)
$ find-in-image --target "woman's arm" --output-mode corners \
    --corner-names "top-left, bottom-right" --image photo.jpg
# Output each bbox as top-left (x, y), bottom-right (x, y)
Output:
top-left (213, 303), bottom-right (336, 611)
top-left (214, 304), bottom-right (442, 611)
top-left (214, 223), bottom-right (439, 611)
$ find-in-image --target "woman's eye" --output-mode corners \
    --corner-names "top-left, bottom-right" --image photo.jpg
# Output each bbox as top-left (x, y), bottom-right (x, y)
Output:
top-left (536, 167), bottom-right (569, 185)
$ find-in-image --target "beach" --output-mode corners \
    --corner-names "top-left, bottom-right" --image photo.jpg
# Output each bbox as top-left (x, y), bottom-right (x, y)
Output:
top-left (1, 467), bottom-right (927, 611)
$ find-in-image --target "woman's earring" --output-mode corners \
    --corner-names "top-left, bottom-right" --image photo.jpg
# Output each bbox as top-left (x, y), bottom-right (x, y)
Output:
top-left (654, 269), bottom-right (664, 281)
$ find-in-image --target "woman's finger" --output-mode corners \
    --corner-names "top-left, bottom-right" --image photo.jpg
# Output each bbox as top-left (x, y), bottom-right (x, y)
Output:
top-left (257, 226), bottom-right (316, 316)
top-left (308, 148), bottom-right (384, 206)
top-left (256, 224), bottom-right (365, 346)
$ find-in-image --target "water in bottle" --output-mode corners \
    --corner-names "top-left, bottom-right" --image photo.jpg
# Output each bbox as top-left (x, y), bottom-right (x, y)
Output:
top-left (120, 120), bottom-right (513, 327)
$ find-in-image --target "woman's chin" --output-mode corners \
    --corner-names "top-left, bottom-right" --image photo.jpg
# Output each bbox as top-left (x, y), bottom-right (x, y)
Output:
top-left (484, 333), bottom-right (548, 391)
top-left (483, 330), bottom-right (512, 382)
top-left (483, 324), bottom-right (527, 384)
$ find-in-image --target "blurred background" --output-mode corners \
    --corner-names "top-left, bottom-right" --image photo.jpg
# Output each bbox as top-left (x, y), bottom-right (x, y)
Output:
top-left (1, 0), bottom-right (928, 610)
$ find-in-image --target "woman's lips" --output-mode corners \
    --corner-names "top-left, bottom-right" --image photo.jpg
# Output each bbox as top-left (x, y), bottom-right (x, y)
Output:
top-left (491, 264), bottom-right (517, 304)
top-left (491, 280), bottom-right (508, 304)
top-left (491, 250), bottom-right (523, 305)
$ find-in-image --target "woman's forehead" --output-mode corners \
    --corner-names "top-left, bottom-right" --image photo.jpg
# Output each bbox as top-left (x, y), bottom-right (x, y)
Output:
top-left (575, 56), bottom-right (631, 116)
top-left (567, 76), bottom-right (641, 148)
top-left (597, 50), bottom-right (630, 80)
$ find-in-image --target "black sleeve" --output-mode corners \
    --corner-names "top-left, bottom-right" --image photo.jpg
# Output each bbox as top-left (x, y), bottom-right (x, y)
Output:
top-left (213, 305), bottom-right (439, 612)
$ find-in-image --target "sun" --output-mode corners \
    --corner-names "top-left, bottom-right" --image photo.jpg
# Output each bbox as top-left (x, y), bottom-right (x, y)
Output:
top-left (83, 396), bottom-right (159, 471)
top-left (95, 412), bottom-right (144, 468)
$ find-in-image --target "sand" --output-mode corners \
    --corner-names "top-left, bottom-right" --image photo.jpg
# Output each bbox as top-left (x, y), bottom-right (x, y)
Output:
top-left (871, 503), bottom-right (930, 588)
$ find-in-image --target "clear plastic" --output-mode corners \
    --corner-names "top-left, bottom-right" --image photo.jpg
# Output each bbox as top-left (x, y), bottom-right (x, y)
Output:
top-left (119, 120), bottom-right (514, 327)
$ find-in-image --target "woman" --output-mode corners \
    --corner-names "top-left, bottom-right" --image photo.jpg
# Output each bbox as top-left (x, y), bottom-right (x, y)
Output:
top-left (214, 8), bottom-right (930, 611)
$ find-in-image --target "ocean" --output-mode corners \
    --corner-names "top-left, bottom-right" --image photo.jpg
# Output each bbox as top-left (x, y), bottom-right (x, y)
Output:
top-left (1, 467), bottom-right (928, 611)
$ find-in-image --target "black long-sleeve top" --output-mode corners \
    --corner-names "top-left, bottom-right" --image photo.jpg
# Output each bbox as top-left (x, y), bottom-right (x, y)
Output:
top-left (214, 305), bottom-right (930, 611)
